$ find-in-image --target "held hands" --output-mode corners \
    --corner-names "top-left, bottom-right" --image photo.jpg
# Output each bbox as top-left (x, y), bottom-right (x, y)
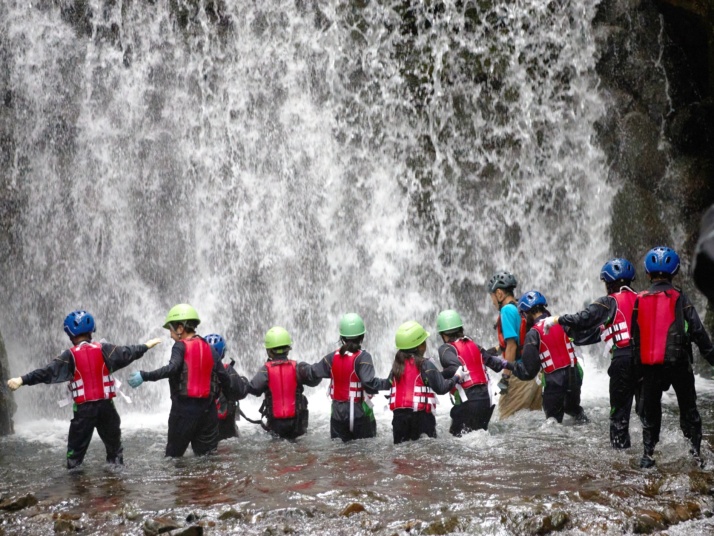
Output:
top-left (7, 377), bottom-right (23, 391)
top-left (144, 338), bottom-right (162, 349)
top-left (454, 366), bottom-right (467, 384)
top-left (542, 316), bottom-right (560, 334)
top-left (128, 371), bottom-right (144, 388)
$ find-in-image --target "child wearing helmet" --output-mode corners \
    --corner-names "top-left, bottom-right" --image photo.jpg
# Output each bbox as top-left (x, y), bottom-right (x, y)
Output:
top-left (388, 321), bottom-right (464, 444)
top-left (205, 334), bottom-right (243, 441)
top-left (245, 327), bottom-right (320, 440)
top-left (509, 292), bottom-right (589, 424)
top-left (127, 304), bottom-right (246, 457)
top-left (631, 246), bottom-right (714, 468)
top-left (6, 310), bottom-right (162, 469)
top-left (487, 270), bottom-right (543, 419)
top-left (435, 309), bottom-right (513, 436)
top-left (300, 313), bottom-right (390, 442)
top-left (540, 258), bottom-right (638, 449)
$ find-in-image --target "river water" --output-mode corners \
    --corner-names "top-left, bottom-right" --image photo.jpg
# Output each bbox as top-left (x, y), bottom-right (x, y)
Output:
top-left (2, 0), bottom-right (713, 534)
top-left (2, 363), bottom-right (714, 534)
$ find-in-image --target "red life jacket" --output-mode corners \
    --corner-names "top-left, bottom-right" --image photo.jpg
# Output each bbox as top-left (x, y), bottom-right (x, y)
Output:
top-left (266, 359), bottom-right (298, 419)
top-left (389, 357), bottom-right (436, 412)
top-left (601, 288), bottom-right (637, 350)
top-left (330, 350), bottom-right (363, 402)
top-left (496, 310), bottom-right (527, 355)
top-left (449, 338), bottom-right (488, 388)
top-left (533, 322), bottom-right (576, 374)
top-left (636, 289), bottom-right (681, 366)
top-left (69, 342), bottom-right (115, 404)
top-left (179, 337), bottom-right (215, 399)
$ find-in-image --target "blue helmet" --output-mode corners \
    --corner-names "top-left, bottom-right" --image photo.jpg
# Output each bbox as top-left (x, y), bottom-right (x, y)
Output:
top-left (644, 246), bottom-right (680, 276)
top-left (205, 333), bottom-right (226, 358)
top-left (518, 290), bottom-right (548, 313)
top-left (600, 258), bottom-right (635, 283)
top-left (63, 310), bottom-right (96, 337)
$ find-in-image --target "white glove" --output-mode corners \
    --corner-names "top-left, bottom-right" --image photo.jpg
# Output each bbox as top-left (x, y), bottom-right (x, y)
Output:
top-left (7, 377), bottom-right (23, 391)
top-left (543, 316), bottom-right (559, 334)
top-left (144, 338), bottom-right (162, 349)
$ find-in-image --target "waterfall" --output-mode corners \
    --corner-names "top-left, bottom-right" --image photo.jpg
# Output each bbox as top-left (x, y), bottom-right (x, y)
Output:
top-left (0, 0), bottom-right (613, 416)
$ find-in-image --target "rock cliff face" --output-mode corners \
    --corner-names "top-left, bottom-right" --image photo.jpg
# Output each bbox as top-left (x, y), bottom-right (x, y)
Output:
top-left (0, 329), bottom-right (16, 435)
top-left (594, 0), bottom-right (714, 338)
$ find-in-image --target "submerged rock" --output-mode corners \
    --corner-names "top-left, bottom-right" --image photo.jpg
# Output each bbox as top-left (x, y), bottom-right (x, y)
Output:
top-left (0, 493), bottom-right (38, 511)
top-left (142, 516), bottom-right (180, 535)
top-left (340, 502), bottom-right (366, 517)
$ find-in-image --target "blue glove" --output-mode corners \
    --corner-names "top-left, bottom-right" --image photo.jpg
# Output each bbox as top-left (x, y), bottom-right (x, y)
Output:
top-left (128, 371), bottom-right (144, 388)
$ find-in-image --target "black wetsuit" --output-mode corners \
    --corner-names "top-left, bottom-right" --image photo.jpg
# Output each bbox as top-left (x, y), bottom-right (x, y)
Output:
top-left (510, 314), bottom-right (587, 423)
top-left (437, 341), bottom-right (509, 436)
top-left (21, 342), bottom-right (149, 469)
top-left (302, 349), bottom-right (390, 441)
top-left (389, 358), bottom-right (458, 444)
top-left (217, 360), bottom-right (241, 441)
top-left (631, 281), bottom-right (714, 459)
top-left (559, 294), bottom-right (639, 448)
top-left (140, 338), bottom-right (245, 457)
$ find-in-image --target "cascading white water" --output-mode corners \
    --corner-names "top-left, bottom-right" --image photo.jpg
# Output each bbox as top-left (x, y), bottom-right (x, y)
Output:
top-left (0, 0), bottom-right (613, 417)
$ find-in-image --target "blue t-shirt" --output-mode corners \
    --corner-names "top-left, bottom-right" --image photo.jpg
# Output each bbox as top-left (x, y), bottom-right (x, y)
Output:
top-left (500, 303), bottom-right (521, 341)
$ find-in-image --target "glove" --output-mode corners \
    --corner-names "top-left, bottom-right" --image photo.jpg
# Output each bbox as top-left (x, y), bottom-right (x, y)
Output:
top-left (542, 316), bottom-right (559, 334)
top-left (497, 375), bottom-right (509, 394)
top-left (7, 377), bottom-right (23, 391)
top-left (144, 338), bottom-right (162, 349)
top-left (128, 371), bottom-right (144, 388)
top-left (453, 366), bottom-right (467, 384)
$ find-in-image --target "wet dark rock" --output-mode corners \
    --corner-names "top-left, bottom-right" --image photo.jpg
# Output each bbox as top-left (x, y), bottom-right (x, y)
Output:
top-left (218, 508), bottom-right (245, 521)
top-left (53, 518), bottom-right (82, 533)
top-left (340, 502), bottom-right (366, 517)
top-left (0, 328), bottom-right (16, 435)
top-left (173, 526), bottom-right (203, 536)
top-left (618, 112), bottom-right (667, 188)
top-left (142, 516), bottom-right (180, 535)
top-left (632, 509), bottom-right (666, 533)
top-left (53, 512), bottom-right (82, 521)
top-left (517, 511), bottom-right (569, 534)
top-left (0, 494), bottom-right (38, 511)
top-left (425, 516), bottom-right (459, 535)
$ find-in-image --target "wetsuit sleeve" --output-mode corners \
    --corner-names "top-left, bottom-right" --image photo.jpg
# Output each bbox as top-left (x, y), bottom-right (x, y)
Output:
top-left (558, 296), bottom-right (614, 333)
top-left (420, 359), bottom-right (457, 395)
top-left (356, 351), bottom-right (391, 392)
top-left (141, 341), bottom-right (184, 382)
top-left (437, 344), bottom-right (460, 379)
top-left (299, 353), bottom-right (333, 385)
top-left (564, 325), bottom-right (603, 346)
top-left (102, 343), bottom-right (150, 372)
top-left (510, 330), bottom-right (542, 381)
top-left (247, 365), bottom-right (268, 396)
top-left (20, 350), bottom-right (75, 385)
top-left (682, 293), bottom-right (714, 365)
top-left (482, 346), bottom-right (511, 372)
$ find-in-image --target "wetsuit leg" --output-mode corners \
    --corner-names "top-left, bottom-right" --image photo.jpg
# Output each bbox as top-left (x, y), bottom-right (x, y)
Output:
top-left (564, 375), bottom-right (588, 423)
top-left (330, 417), bottom-right (350, 441)
top-left (669, 365), bottom-right (702, 457)
top-left (165, 411), bottom-right (196, 457)
top-left (94, 400), bottom-right (123, 464)
top-left (66, 403), bottom-right (98, 469)
top-left (449, 399), bottom-right (493, 436)
top-left (190, 405), bottom-right (220, 456)
top-left (608, 354), bottom-right (636, 448)
top-left (542, 386), bottom-right (566, 423)
top-left (639, 367), bottom-right (664, 456)
top-left (392, 409), bottom-right (418, 444)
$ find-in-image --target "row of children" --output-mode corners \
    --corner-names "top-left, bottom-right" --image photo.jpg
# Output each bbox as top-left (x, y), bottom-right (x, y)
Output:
top-left (6, 246), bottom-right (713, 469)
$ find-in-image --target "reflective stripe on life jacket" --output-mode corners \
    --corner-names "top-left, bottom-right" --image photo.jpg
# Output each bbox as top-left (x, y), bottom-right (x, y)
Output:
top-left (69, 342), bottom-right (115, 404)
top-left (329, 350), bottom-right (363, 402)
top-left (266, 359), bottom-right (298, 419)
top-left (601, 288), bottom-right (637, 351)
top-left (533, 322), bottom-right (576, 374)
top-left (636, 289), bottom-right (681, 366)
top-left (449, 338), bottom-right (488, 389)
top-left (389, 357), bottom-right (436, 412)
top-left (179, 337), bottom-right (215, 399)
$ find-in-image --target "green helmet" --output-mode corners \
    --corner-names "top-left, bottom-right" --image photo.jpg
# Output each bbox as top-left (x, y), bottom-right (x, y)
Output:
top-left (339, 313), bottom-right (366, 338)
top-left (264, 326), bottom-right (292, 351)
top-left (163, 304), bottom-right (200, 329)
top-left (436, 309), bottom-right (463, 333)
top-left (395, 321), bottom-right (429, 350)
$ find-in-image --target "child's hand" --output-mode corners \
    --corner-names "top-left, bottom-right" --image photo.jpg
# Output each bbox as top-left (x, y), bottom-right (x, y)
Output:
top-left (144, 338), bottom-right (162, 349)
